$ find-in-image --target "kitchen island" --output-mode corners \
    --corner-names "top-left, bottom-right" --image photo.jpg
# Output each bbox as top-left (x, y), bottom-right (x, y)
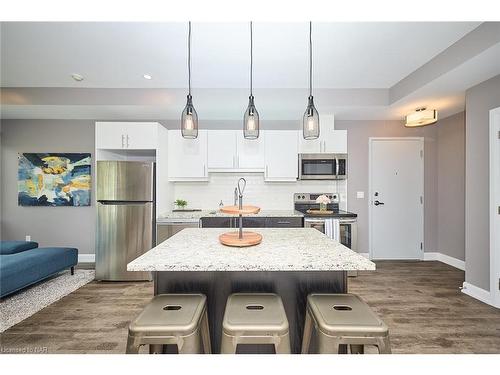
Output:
top-left (128, 228), bottom-right (375, 353)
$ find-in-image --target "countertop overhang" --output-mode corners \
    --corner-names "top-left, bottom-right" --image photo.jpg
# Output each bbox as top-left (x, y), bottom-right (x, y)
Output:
top-left (127, 228), bottom-right (375, 272)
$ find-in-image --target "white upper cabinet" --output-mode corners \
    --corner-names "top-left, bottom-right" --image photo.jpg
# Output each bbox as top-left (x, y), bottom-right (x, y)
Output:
top-left (124, 123), bottom-right (159, 149)
top-left (264, 130), bottom-right (298, 181)
top-left (298, 115), bottom-right (346, 153)
top-left (207, 130), bottom-right (265, 171)
top-left (323, 130), bottom-right (348, 153)
top-left (168, 130), bottom-right (208, 181)
top-left (96, 122), bottom-right (158, 150)
top-left (299, 135), bottom-right (321, 153)
top-left (237, 132), bottom-right (265, 170)
top-left (208, 130), bottom-right (237, 170)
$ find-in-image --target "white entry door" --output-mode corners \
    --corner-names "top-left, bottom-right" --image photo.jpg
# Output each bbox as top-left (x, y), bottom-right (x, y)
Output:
top-left (369, 138), bottom-right (424, 259)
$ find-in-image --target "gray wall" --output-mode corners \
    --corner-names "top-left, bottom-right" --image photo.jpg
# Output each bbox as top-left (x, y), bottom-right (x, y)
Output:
top-left (437, 112), bottom-right (466, 261)
top-left (1, 116), bottom-right (467, 261)
top-left (465, 74), bottom-right (500, 290)
top-left (0, 119), bottom-right (96, 255)
top-left (335, 120), bottom-right (438, 254)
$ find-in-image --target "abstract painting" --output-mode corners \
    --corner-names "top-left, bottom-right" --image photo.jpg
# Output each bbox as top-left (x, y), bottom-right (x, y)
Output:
top-left (18, 153), bottom-right (91, 207)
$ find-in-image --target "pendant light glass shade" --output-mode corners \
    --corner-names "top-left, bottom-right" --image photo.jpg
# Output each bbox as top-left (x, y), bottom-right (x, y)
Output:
top-left (244, 95), bottom-right (259, 139)
top-left (181, 21), bottom-right (198, 139)
top-left (181, 94), bottom-right (198, 138)
top-left (243, 22), bottom-right (259, 139)
top-left (303, 21), bottom-right (320, 140)
top-left (303, 95), bottom-right (320, 139)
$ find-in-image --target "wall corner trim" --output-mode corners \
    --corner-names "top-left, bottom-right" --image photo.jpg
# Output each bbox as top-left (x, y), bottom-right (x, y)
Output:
top-left (461, 282), bottom-right (499, 308)
top-left (424, 252), bottom-right (465, 270)
top-left (78, 254), bottom-right (95, 263)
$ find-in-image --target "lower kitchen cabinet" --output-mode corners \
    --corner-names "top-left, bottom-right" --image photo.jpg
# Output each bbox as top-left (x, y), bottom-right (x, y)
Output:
top-left (265, 217), bottom-right (303, 228)
top-left (200, 217), bottom-right (232, 228)
top-left (200, 216), bottom-right (303, 228)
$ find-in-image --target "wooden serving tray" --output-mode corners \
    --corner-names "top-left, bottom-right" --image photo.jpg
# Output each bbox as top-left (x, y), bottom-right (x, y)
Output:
top-left (219, 205), bottom-right (261, 215)
top-left (306, 209), bottom-right (334, 215)
top-left (219, 231), bottom-right (263, 247)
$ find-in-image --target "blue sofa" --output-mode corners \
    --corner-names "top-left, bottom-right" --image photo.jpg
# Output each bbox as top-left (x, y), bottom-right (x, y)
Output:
top-left (0, 241), bottom-right (78, 298)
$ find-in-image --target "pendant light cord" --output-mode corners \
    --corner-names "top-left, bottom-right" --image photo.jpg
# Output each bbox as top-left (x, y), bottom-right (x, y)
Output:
top-left (188, 21), bottom-right (192, 96)
top-left (309, 21), bottom-right (312, 97)
top-left (250, 21), bottom-right (253, 97)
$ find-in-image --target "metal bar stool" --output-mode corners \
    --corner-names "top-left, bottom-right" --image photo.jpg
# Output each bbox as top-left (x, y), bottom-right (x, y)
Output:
top-left (301, 293), bottom-right (391, 354)
top-left (220, 293), bottom-right (291, 354)
top-left (126, 294), bottom-right (211, 354)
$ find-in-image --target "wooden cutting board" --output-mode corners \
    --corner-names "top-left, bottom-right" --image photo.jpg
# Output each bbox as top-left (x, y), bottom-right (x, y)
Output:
top-left (220, 205), bottom-right (260, 215)
top-left (306, 209), bottom-right (334, 215)
top-left (219, 231), bottom-right (262, 247)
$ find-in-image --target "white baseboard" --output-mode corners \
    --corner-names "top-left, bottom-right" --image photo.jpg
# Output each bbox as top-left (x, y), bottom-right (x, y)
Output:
top-left (424, 252), bottom-right (465, 271)
top-left (78, 254), bottom-right (95, 263)
top-left (461, 282), bottom-right (494, 306)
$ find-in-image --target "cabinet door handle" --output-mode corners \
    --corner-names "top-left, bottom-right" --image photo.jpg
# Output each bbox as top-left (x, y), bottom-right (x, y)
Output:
top-left (265, 165), bottom-right (268, 178)
top-left (126, 135), bottom-right (130, 148)
top-left (277, 221), bottom-right (291, 225)
top-left (121, 134), bottom-right (125, 148)
top-left (237, 155), bottom-right (239, 168)
top-left (204, 164), bottom-right (206, 176)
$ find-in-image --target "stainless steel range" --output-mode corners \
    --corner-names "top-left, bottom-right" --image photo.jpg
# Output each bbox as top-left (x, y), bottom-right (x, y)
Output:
top-left (294, 193), bottom-right (357, 251)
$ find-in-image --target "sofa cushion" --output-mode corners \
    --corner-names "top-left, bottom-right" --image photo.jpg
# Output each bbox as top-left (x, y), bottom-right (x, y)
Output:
top-left (0, 240), bottom-right (39, 255)
top-left (0, 247), bottom-right (78, 298)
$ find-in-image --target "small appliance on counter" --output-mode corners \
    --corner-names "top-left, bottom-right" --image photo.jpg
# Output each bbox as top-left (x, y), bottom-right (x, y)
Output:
top-left (96, 161), bottom-right (155, 281)
top-left (294, 193), bottom-right (357, 251)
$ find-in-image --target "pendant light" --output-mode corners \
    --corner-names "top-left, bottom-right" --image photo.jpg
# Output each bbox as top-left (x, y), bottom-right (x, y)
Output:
top-left (303, 21), bottom-right (320, 140)
top-left (243, 21), bottom-right (260, 139)
top-left (181, 21), bottom-right (198, 139)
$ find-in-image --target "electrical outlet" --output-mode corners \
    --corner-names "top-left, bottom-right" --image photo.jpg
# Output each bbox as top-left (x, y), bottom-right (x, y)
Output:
top-left (25, 235), bottom-right (31, 242)
top-left (356, 191), bottom-right (365, 199)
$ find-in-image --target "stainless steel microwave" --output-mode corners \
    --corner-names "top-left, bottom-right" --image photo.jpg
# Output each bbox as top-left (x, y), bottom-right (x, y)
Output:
top-left (298, 153), bottom-right (347, 180)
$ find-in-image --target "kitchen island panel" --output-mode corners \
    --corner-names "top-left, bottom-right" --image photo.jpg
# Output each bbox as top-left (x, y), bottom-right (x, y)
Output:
top-left (154, 270), bottom-right (347, 354)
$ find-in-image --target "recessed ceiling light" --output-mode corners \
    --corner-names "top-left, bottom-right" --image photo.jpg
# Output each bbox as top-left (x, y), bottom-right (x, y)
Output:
top-left (71, 73), bottom-right (84, 82)
top-left (143, 74), bottom-right (152, 80)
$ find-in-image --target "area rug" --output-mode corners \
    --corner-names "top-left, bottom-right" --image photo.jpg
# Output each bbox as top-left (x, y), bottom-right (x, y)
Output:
top-left (0, 269), bottom-right (95, 332)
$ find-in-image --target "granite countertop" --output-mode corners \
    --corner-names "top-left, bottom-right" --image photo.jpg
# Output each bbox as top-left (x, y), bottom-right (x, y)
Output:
top-left (157, 209), bottom-right (304, 222)
top-left (127, 228), bottom-right (375, 272)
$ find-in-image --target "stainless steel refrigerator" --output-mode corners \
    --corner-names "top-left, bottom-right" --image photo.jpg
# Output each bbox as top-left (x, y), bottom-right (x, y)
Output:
top-left (96, 161), bottom-right (154, 281)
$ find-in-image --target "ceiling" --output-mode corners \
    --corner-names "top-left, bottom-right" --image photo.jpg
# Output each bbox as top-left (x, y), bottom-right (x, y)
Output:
top-left (1, 21), bottom-right (499, 122)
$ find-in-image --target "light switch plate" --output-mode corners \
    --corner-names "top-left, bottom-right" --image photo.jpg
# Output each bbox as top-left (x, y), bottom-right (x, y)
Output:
top-left (356, 191), bottom-right (365, 199)
top-left (25, 235), bottom-right (31, 242)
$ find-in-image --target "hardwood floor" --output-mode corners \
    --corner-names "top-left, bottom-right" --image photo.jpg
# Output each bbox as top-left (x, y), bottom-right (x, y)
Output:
top-left (1, 261), bottom-right (499, 354)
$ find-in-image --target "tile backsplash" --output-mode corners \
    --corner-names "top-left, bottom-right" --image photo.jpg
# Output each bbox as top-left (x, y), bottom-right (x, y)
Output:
top-left (169, 173), bottom-right (347, 212)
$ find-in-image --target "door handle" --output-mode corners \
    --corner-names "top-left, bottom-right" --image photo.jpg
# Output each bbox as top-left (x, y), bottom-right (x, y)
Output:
top-left (121, 134), bottom-right (125, 148)
top-left (374, 200), bottom-right (385, 206)
top-left (126, 134), bottom-right (130, 148)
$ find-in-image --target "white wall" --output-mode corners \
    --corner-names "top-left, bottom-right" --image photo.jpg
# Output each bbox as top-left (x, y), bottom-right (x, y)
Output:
top-left (170, 173), bottom-right (347, 212)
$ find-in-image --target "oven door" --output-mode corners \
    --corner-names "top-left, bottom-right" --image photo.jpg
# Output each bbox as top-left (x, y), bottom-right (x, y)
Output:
top-left (304, 218), bottom-right (326, 233)
top-left (299, 154), bottom-right (336, 180)
top-left (339, 219), bottom-right (357, 251)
